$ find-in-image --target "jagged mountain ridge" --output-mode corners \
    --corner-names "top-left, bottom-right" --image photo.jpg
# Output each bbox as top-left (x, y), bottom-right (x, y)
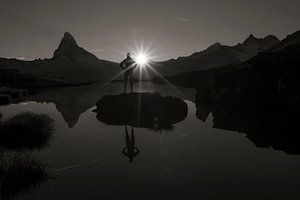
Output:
top-left (152, 34), bottom-right (280, 76)
top-left (0, 31), bottom-right (281, 82)
top-left (201, 29), bottom-right (300, 103)
top-left (269, 30), bottom-right (300, 52)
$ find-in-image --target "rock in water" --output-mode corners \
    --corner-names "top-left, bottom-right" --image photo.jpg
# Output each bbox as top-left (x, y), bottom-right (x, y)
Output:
top-left (94, 93), bottom-right (188, 130)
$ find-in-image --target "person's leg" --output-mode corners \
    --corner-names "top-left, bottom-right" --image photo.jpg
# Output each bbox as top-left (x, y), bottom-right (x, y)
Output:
top-left (131, 127), bottom-right (135, 146)
top-left (124, 71), bottom-right (128, 93)
top-left (125, 126), bottom-right (131, 146)
top-left (130, 70), bottom-right (134, 93)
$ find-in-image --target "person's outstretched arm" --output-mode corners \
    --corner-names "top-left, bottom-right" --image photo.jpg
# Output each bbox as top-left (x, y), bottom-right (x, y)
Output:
top-left (134, 147), bottom-right (140, 154)
top-left (122, 147), bottom-right (128, 155)
top-left (120, 60), bottom-right (126, 69)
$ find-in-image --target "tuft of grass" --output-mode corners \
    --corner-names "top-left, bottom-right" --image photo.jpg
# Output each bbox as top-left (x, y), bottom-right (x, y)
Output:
top-left (0, 112), bottom-right (55, 150)
top-left (0, 152), bottom-right (51, 199)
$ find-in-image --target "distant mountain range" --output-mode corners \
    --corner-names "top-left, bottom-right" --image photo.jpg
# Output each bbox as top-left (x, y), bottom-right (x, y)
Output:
top-left (193, 30), bottom-right (300, 103)
top-left (152, 34), bottom-right (280, 76)
top-left (0, 30), bottom-right (297, 86)
top-left (158, 30), bottom-right (300, 85)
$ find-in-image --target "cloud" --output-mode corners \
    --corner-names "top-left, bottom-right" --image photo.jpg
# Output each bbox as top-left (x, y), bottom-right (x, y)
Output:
top-left (175, 17), bottom-right (189, 22)
top-left (6, 56), bottom-right (27, 60)
top-left (90, 49), bottom-right (104, 52)
top-left (16, 57), bottom-right (27, 60)
top-left (216, 26), bottom-right (231, 31)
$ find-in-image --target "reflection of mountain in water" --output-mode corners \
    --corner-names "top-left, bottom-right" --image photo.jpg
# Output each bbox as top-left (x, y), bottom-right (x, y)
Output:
top-left (25, 83), bottom-right (119, 127)
top-left (24, 83), bottom-right (195, 128)
top-left (213, 105), bottom-right (300, 154)
top-left (196, 98), bottom-right (300, 154)
top-left (196, 102), bottom-right (212, 122)
top-left (95, 93), bottom-right (188, 130)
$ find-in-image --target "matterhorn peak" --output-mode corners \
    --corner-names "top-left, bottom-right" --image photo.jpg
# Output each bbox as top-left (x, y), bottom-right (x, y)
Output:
top-left (53, 32), bottom-right (78, 59)
top-left (62, 32), bottom-right (77, 44)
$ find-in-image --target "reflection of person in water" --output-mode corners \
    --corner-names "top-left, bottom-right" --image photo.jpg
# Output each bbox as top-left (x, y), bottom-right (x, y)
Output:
top-left (120, 53), bottom-right (137, 93)
top-left (122, 126), bottom-right (140, 163)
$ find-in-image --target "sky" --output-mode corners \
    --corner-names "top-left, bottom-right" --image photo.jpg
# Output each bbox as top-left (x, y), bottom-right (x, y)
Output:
top-left (0, 0), bottom-right (300, 62)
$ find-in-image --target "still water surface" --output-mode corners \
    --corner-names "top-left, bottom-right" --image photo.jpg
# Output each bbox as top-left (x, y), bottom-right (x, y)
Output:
top-left (1, 82), bottom-right (300, 200)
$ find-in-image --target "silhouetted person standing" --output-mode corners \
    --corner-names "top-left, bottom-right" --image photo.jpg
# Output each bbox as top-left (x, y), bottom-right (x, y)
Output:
top-left (120, 53), bottom-right (136, 93)
top-left (122, 126), bottom-right (140, 163)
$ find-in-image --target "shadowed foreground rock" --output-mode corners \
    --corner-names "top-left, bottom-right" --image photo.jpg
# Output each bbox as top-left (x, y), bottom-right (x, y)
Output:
top-left (95, 93), bottom-right (188, 130)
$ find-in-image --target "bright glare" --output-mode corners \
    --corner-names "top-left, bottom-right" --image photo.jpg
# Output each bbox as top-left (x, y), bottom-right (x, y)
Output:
top-left (136, 53), bottom-right (148, 65)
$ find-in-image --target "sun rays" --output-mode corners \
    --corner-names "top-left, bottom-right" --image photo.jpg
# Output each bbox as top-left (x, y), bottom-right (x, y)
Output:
top-left (104, 38), bottom-right (190, 101)
top-left (135, 53), bottom-right (148, 65)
